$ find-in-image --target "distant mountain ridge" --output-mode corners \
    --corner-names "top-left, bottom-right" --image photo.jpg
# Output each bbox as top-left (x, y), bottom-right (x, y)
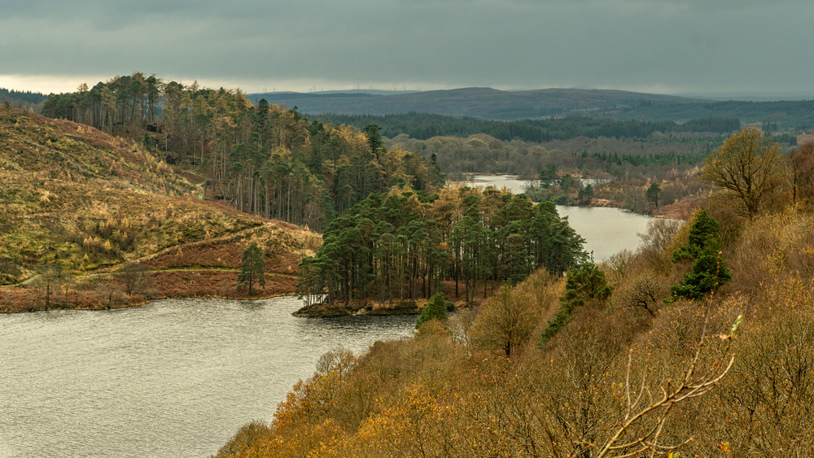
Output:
top-left (248, 87), bottom-right (814, 128)
top-left (247, 87), bottom-right (708, 120)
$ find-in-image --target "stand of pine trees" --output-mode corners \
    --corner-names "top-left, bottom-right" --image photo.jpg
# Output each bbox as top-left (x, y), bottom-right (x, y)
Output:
top-left (42, 73), bottom-right (444, 231)
top-left (297, 186), bottom-right (587, 306)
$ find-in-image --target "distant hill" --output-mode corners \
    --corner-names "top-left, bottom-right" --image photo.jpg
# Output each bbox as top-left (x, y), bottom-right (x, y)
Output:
top-left (248, 87), bottom-right (705, 120)
top-left (0, 106), bottom-right (317, 309)
top-left (248, 87), bottom-right (814, 130)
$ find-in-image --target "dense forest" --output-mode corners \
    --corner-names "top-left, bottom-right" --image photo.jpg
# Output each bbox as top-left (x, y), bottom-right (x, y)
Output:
top-left (312, 112), bottom-right (742, 143)
top-left (249, 87), bottom-right (814, 130)
top-left (0, 88), bottom-right (47, 112)
top-left (387, 132), bottom-right (718, 177)
top-left (247, 87), bottom-right (705, 120)
top-left (297, 186), bottom-right (586, 305)
top-left (40, 73), bottom-right (444, 231)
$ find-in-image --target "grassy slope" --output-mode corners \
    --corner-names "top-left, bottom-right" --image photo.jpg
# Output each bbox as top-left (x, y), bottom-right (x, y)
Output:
top-left (0, 106), bottom-right (319, 310)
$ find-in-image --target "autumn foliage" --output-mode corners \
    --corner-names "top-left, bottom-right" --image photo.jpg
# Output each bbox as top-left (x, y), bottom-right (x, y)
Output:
top-left (0, 106), bottom-right (318, 310)
top-left (217, 127), bottom-right (814, 455)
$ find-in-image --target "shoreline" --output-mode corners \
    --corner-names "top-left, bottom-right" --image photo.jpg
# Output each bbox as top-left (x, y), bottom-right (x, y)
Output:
top-left (0, 269), bottom-right (299, 314)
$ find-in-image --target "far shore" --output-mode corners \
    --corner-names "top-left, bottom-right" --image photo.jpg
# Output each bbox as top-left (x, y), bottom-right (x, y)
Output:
top-left (0, 269), bottom-right (298, 314)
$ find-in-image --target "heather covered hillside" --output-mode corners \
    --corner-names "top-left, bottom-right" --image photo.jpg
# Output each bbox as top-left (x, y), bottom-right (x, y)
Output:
top-left (0, 105), bottom-right (318, 310)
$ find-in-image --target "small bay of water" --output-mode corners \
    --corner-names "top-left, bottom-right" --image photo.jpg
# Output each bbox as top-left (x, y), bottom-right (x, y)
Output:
top-left (0, 297), bottom-right (416, 458)
top-left (466, 174), bottom-right (660, 260)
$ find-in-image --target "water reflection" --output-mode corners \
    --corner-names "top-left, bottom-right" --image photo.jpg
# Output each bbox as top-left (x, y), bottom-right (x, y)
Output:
top-left (0, 297), bottom-right (416, 458)
top-left (466, 175), bottom-right (658, 260)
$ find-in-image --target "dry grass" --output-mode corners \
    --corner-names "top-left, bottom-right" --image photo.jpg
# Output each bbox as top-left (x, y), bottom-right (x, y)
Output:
top-left (0, 106), bottom-right (319, 305)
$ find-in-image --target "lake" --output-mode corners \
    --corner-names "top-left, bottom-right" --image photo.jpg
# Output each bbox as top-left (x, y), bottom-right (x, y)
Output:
top-left (1, 178), bottom-right (665, 457)
top-left (466, 174), bottom-right (660, 260)
top-left (0, 297), bottom-right (416, 458)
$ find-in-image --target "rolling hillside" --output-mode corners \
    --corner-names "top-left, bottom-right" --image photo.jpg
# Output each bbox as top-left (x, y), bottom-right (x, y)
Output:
top-left (249, 87), bottom-right (814, 129)
top-left (0, 105), bottom-right (319, 310)
top-left (248, 87), bottom-right (704, 119)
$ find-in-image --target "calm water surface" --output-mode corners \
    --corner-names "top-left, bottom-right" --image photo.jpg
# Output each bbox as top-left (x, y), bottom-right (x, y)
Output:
top-left (0, 297), bottom-right (416, 458)
top-left (1, 177), bottom-right (661, 457)
top-left (467, 174), bottom-right (660, 260)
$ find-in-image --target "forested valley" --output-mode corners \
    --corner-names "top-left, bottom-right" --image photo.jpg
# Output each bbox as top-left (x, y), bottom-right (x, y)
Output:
top-left (317, 112), bottom-right (742, 143)
top-left (39, 74), bottom-right (803, 226)
top-left (24, 72), bottom-right (814, 456)
top-left (41, 73), bottom-right (444, 232)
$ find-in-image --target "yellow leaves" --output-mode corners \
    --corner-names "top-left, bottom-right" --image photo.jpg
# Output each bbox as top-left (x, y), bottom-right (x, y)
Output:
top-left (38, 189), bottom-right (53, 204)
top-left (719, 315), bottom-right (744, 340)
top-left (701, 127), bottom-right (786, 218)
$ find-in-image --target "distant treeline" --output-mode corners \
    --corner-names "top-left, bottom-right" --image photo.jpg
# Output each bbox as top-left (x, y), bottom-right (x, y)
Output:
top-left (0, 88), bottom-right (47, 104)
top-left (386, 132), bottom-right (720, 181)
top-left (0, 88), bottom-right (47, 112)
top-left (611, 99), bottom-right (814, 130)
top-left (310, 112), bottom-right (741, 143)
top-left (297, 187), bottom-right (587, 305)
top-left (41, 73), bottom-right (444, 231)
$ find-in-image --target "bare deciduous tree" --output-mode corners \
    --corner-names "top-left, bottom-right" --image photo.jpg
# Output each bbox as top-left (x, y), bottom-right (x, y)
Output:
top-left (701, 128), bottom-right (785, 218)
top-left (595, 315), bottom-right (738, 457)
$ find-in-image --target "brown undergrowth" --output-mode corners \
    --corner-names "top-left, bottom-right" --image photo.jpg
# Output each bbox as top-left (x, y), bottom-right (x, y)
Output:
top-left (215, 196), bottom-right (814, 457)
top-left (0, 106), bottom-right (321, 310)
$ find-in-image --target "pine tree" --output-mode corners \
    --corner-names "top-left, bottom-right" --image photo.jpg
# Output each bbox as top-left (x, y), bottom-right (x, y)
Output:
top-left (238, 243), bottom-right (266, 296)
top-left (416, 292), bottom-right (448, 329)
top-left (539, 262), bottom-right (611, 344)
top-left (646, 183), bottom-right (661, 208)
top-left (669, 209), bottom-right (731, 301)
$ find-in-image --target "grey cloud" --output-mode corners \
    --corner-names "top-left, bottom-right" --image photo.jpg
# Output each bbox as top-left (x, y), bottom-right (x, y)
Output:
top-left (1, 0), bottom-right (813, 94)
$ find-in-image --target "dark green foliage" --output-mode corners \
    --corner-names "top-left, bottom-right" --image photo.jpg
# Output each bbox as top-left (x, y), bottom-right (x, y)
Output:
top-left (646, 183), bottom-right (661, 208)
top-left (671, 209), bottom-right (722, 262)
top-left (669, 209), bottom-right (732, 301)
top-left (40, 73), bottom-right (444, 232)
top-left (0, 88), bottom-right (48, 112)
top-left (538, 163), bottom-right (558, 187)
top-left (296, 188), bottom-right (587, 306)
top-left (313, 113), bottom-right (743, 143)
top-left (416, 292), bottom-right (448, 328)
top-left (363, 124), bottom-right (385, 157)
top-left (561, 262), bottom-right (613, 307)
top-left (670, 251), bottom-right (732, 301)
top-left (539, 262), bottom-right (612, 345)
top-left (577, 184), bottom-right (594, 205)
top-left (559, 174), bottom-right (575, 193)
top-left (238, 243), bottom-right (265, 296)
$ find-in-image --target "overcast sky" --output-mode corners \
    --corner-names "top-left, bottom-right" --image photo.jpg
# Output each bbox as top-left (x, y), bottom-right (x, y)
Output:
top-left (1, 0), bottom-right (813, 96)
